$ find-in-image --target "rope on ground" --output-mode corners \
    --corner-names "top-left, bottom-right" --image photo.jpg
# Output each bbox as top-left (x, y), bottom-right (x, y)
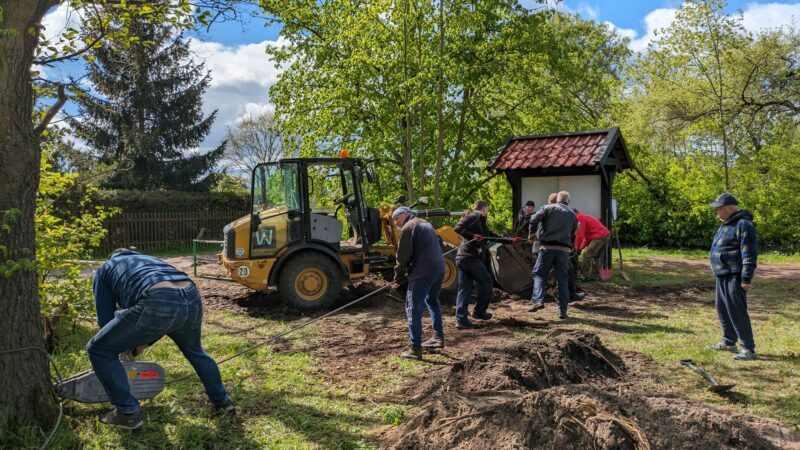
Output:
top-left (166, 237), bottom-right (479, 385)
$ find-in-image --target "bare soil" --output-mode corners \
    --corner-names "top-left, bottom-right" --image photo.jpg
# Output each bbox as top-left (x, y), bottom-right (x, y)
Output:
top-left (645, 256), bottom-right (800, 281)
top-left (173, 256), bottom-right (800, 449)
top-left (380, 332), bottom-right (800, 450)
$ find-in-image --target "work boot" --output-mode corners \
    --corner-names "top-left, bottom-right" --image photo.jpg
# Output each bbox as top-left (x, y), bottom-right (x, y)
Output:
top-left (472, 311), bottom-right (493, 321)
top-left (400, 346), bottom-right (423, 360)
top-left (527, 303), bottom-right (544, 313)
top-left (421, 335), bottom-right (445, 349)
top-left (733, 349), bottom-right (757, 361)
top-left (707, 342), bottom-right (738, 352)
top-left (558, 313), bottom-right (568, 320)
top-left (214, 397), bottom-right (236, 416)
top-left (455, 319), bottom-right (475, 329)
top-left (100, 408), bottom-right (143, 430)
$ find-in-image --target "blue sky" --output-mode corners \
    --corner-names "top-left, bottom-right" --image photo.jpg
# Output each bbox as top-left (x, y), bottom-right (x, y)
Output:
top-left (42, 0), bottom-right (800, 157)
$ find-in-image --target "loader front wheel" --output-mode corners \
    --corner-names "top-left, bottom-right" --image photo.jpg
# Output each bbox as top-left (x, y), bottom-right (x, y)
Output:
top-left (279, 253), bottom-right (342, 311)
top-left (441, 243), bottom-right (458, 294)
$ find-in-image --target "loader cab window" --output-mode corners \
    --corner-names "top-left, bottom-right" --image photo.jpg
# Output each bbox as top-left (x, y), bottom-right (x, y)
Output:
top-left (306, 162), bottom-right (364, 250)
top-left (250, 163), bottom-right (302, 258)
top-left (252, 163), bottom-right (301, 214)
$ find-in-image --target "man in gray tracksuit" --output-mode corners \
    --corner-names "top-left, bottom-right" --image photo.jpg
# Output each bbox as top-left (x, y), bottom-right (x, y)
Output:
top-left (527, 191), bottom-right (578, 319)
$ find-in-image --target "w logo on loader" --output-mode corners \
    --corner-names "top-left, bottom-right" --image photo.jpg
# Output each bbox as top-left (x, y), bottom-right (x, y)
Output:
top-left (254, 226), bottom-right (276, 249)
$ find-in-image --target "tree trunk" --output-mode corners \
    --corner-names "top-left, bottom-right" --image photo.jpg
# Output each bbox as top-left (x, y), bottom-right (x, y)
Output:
top-left (0, 0), bottom-right (57, 428)
top-left (432, 0), bottom-right (445, 208)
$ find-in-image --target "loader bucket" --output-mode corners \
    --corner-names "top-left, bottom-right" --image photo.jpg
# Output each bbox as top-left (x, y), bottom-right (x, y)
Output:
top-left (488, 242), bottom-right (535, 294)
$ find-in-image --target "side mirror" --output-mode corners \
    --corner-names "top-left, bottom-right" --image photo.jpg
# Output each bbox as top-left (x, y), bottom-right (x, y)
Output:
top-left (287, 209), bottom-right (302, 220)
top-left (394, 195), bottom-right (406, 205)
top-left (366, 167), bottom-right (377, 183)
top-left (417, 196), bottom-right (429, 206)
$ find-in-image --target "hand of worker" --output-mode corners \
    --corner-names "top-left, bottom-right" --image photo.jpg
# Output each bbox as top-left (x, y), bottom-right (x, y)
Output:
top-left (473, 234), bottom-right (484, 242)
top-left (740, 282), bottom-right (752, 291)
top-left (511, 237), bottom-right (522, 245)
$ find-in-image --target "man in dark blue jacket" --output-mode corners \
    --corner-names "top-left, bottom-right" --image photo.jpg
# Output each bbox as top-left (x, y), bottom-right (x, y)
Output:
top-left (87, 249), bottom-right (233, 429)
top-left (707, 193), bottom-right (758, 361)
top-left (393, 206), bottom-right (446, 360)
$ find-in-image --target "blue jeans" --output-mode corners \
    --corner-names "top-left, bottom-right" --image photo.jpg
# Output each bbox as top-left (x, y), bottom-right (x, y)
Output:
top-left (716, 275), bottom-right (755, 351)
top-left (86, 284), bottom-right (228, 413)
top-left (455, 257), bottom-right (493, 322)
top-left (405, 270), bottom-right (445, 347)
top-left (531, 249), bottom-right (570, 315)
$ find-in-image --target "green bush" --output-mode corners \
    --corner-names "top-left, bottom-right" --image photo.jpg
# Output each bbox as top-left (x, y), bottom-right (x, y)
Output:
top-left (37, 153), bottom-right (118, 335)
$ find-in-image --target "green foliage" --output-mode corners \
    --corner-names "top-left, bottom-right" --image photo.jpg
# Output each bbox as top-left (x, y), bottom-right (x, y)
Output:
top-left (0, 209), bottom-right (36, 279)
top-left (68, 15), bottom-right (225, 191)
top-left (209, 173), bottom-right (249, 195)
top-left (618, 0), bottom-right (800, 252)
top-left (262, 0), bottom-right (629, 211)
top-left (36, 152), bottom-right (119, 327)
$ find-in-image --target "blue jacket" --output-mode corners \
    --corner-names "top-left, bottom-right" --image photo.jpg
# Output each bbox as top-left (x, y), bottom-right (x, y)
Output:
top-left (709, 210), bottom-right (757, 283)
top-left (394, 217), bottom-right (445, 281)
top-left (92, 250), bottom-right (190, 327)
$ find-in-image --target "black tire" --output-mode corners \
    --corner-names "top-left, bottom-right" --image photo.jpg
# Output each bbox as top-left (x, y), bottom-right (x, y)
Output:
top-left (278, 252), bottom-right (343, 311)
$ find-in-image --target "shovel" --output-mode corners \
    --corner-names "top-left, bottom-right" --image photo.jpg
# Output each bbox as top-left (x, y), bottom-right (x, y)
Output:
top-left (612, 220), bottom-right (630, 281)
top-left (680, 359), bottom-right (736, 393)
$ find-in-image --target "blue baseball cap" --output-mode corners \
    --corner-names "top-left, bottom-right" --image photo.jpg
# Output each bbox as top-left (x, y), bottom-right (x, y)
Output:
top-left (392, 206), bottom-right (415, 220)
top-left (710, 193), bottom-right (738, 208)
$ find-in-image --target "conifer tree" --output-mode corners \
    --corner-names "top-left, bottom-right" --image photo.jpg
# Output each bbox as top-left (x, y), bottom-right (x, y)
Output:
top-left (70, 18), bottom-right (225, 190)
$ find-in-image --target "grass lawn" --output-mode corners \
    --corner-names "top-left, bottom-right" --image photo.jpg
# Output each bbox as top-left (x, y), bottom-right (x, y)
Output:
top-left (2, 248), bottom-right (798, 448)
top-left (623, 246), bottom-right (800, 264)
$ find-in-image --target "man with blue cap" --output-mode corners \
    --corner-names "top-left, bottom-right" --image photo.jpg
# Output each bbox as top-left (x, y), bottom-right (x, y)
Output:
top-left (392, 206), bottom-right (446, 360)
top-left (707, 193), bottom-right (758, 360)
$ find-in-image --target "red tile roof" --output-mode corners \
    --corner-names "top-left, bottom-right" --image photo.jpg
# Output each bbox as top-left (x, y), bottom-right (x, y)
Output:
top-left (491, 130), bottom-right (614, 170)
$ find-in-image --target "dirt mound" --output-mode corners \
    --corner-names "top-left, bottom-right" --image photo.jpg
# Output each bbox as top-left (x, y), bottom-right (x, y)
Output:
top-left (385, 385), bottom-right (799, 450)
top-left (384, 332), bottom-right (800, 450)
top-left (411, 331), bottom-right (623, 400)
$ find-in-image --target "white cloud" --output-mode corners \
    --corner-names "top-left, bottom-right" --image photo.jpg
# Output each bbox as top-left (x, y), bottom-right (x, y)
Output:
top-left (606, 2), bottom-right (800, 53)
top-left (741, 2), bottom-right (800, 32)
top-left (188, 38), bottom-right (285, 152)
top-left (624, 7), bottom-right (679, 53)
top-left (41, 3), bottom-right (84, 43)
top-left (577, 3), bottom-right (600, 20)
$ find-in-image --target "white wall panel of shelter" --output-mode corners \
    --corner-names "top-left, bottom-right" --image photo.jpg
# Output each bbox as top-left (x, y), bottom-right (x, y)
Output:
top-left (520, 175), bottom-right (601, 217)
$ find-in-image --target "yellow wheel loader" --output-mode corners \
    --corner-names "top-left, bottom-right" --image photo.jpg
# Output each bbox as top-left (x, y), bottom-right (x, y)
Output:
top-left (219, 157), bottom-right (462, 311)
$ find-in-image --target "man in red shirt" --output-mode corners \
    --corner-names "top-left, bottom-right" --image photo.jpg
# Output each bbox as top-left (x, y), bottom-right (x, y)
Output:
top-left (575, 211), bottom-right (610, 281)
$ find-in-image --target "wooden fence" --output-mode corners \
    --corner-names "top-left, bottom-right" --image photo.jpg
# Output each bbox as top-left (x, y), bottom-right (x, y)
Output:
top-left (101, 209), bottom-right (248, 252)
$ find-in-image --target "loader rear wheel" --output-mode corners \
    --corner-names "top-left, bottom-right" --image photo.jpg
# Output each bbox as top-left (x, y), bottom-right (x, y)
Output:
top-left (279, 253), bottom-right (342, 311)
top-left (441, 243), bottom-right (458, 294)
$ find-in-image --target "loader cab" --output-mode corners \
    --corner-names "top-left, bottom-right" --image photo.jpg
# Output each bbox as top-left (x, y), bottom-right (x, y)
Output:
top-left (221, 157), bottom-right (382, 310)
top-left (248, 158), bottom-right (377, 257)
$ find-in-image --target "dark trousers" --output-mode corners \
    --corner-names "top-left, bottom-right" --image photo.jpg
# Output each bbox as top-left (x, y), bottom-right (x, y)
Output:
top-left (86, 285), bottom-right (228, 413)
top-left (715, 275), bottom-right (755, 351)
top-left (532, 249), bottom-right (570, 315)
top-left (405, 270), bottom-right (445, 347)
top-left (455, 257), bottom-right (493, 322)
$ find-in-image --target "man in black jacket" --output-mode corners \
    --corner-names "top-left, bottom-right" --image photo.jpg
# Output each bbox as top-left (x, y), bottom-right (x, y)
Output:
top-left (527, 191), bottom-right (578, 319)
top-left (454, 200), bottom-right (521, 328)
